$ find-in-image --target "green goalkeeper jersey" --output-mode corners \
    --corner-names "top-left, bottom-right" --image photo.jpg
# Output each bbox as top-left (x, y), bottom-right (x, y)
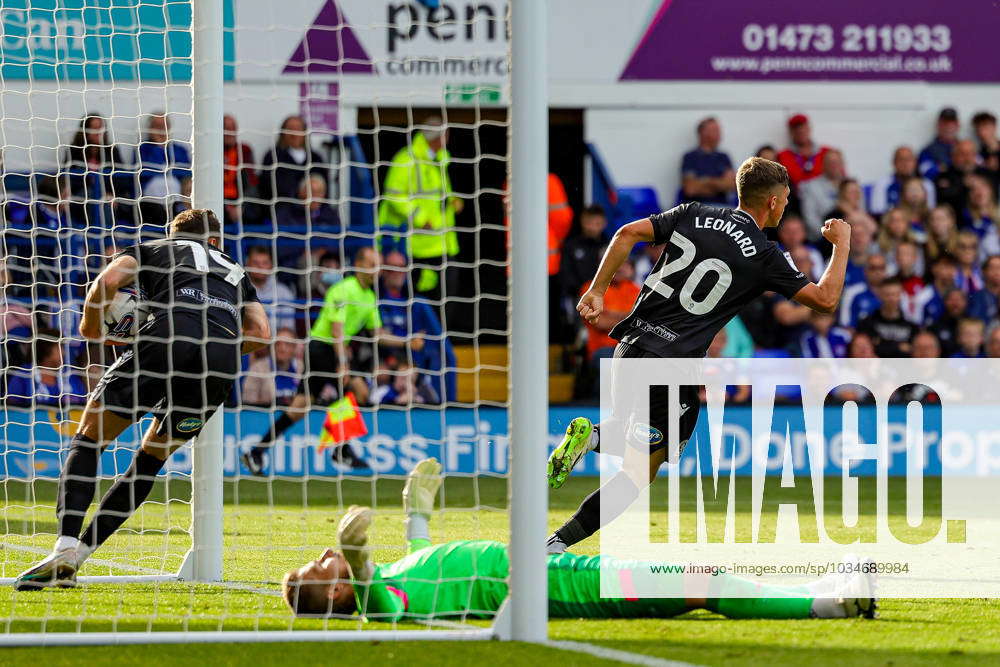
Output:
top-left (352, 539), bottom-right (692, 622)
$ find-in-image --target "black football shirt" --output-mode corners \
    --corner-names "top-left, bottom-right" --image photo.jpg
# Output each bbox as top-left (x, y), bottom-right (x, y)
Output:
top-left (114, 237), bottom-right (260, 338)
top-left (610, 202), bottom-right (810, 357)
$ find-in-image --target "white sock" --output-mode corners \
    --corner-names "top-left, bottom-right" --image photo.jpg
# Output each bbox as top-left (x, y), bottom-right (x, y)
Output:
top-left (589, 425), bottom-right (600, 452)
top-left (804, 574), bottom-right (840, 597)
top-left (810, 596), bottom-right (848, 618)
top-left (76, 543), bottom-right (95, 565)
top-left (406, 513), bottom-right (430, 544)
top-left (54, 536), bottom-right (80, 553)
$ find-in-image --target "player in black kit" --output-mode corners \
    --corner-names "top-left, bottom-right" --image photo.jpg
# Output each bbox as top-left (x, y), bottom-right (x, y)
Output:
top-left (15, 209), bottom-right (271, 590)
top-left (546, 157), bottom-right (852, 553)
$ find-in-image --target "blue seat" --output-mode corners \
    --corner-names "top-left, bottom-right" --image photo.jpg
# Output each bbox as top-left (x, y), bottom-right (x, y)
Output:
top-left (585, 143), bottom-right (664, 236)
top-left (617, 187), bottom-right (661, 223)
top-left (753, 348), bottom-right (790, 358)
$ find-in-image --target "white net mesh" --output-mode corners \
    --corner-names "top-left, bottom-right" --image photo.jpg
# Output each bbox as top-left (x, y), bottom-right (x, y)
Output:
top-left (1, 0), bottom-right (512, 638)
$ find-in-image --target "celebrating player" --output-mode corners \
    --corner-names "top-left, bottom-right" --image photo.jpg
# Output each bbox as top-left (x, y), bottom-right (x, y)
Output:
top-left (545, 157), bottom-right (852, 554)
top-left (282, 458), bottom-right (876, 620)
top-left (15, 209), bottom-right (270, 590)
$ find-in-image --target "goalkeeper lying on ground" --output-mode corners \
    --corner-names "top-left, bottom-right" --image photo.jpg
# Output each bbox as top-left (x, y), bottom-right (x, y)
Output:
top-left (282, 459), bottom-right (876, 621)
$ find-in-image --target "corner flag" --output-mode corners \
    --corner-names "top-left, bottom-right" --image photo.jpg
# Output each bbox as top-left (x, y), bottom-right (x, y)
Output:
top-left (318, 392), bottom-right (368, 450)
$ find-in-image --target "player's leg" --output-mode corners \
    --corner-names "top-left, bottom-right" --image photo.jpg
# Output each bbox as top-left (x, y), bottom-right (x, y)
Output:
top-left (547, 342), bottom-right (671, 487)
top-left (76, 415), bottom-right (183, 558)
top-left (546, 379), bottom-right (696, 553)
top-left (14, 399), bottom-right (132, 590)
top-left (546, 416), bottom-right (597, 489)
top-left (546, 444), bottom-right (666, 554)
top-left (694, 558), bottom-right (877, 619)
top-left (77, 340), bottom-right (236, 558)
top-left (557, 553), bottom-right (875, 620)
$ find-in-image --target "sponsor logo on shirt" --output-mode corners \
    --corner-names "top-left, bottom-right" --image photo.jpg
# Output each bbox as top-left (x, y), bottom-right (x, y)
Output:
top-left (632, 422), bottom-right (664, 446)
top-left (176, 287), bottom-right (238, 318)
top-left (633, 317), bottom-right (679, 343)
top-left (176, 417), bottom-right (204, 433)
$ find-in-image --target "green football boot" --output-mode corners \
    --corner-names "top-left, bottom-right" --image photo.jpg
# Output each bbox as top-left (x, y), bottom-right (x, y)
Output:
top-left (547, 417), bottom-right (595, 489)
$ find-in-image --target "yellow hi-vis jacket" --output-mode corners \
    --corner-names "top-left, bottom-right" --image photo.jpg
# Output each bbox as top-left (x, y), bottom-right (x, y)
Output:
top-left (378, 131), bottom-right (460, 259)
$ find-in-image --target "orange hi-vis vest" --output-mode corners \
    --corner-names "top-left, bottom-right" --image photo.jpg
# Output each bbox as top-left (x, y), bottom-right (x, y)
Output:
top-left (503, 173), bottom-right (574, 276)
top-left (547, 174), bottom-right (572, 275)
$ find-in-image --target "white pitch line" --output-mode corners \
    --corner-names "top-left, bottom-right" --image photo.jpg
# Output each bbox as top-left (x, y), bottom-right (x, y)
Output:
top-left (1, 542), bottom-right (280, 595)
top-left (1, 542), bottom-right (168, 577)
top-left (545, 640), bottom-right (704, 667)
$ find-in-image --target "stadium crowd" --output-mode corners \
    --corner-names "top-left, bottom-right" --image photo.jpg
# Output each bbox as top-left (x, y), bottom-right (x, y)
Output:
top-left (558, 107), bottom-right (1000, 401)
top-left (3, 105), bottom-right (1000, 409)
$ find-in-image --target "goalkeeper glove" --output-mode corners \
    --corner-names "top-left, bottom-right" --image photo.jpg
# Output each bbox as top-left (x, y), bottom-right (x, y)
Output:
top-left (337, 505), bottom-right (374, 581)
top-left (403, 457), bottom-right (442, 516)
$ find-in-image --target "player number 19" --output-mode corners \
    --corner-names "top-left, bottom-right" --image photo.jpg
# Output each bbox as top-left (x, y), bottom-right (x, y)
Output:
top-left (643, 232), bottom-right (733, 316)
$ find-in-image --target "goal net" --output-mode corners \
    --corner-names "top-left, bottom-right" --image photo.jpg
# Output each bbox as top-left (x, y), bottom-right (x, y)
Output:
top-left (0, 0), bottom-right (542, 644)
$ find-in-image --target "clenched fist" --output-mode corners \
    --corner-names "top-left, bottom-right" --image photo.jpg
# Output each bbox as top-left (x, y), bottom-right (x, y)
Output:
top-left (577, 290), bottom-right (604, 325)
top-left (821, 218), bottom-right (851, 248)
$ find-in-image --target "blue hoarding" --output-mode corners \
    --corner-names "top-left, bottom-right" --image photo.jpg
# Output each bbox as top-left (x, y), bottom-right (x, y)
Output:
top-left (0, 0), bottom-right (234, 81)
top-left (0, 403), bottom-right (975, 480)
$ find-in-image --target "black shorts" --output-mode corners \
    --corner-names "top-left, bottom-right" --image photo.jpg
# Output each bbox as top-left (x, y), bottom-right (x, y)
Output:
top-left (295, 339), bottom-right (374, 401)
top-left (612, 341), bottom-right (701, 456)
top-left (93, 318), bottom-right (240, 440)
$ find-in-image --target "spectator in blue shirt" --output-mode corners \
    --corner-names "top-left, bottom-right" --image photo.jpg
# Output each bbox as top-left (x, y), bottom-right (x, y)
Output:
top-left (800, 311), bottom-right (851, 358)
top-left (242, 327), bottom-right (302, 407)
top-left (276, 173), bottom-right (341, 230)
top-left (929, 288), bottom-right (968, 357)
top-left (912, 254), bottom-right (958, 325)
top-left (951, 318), bottom-right (986, 358)
top-left (973, 111), bottom-right (1000, 172)
top-left (372, 360), bottom-right (440, 406)
top-left (839, 253), bottom-right (886, 328)
top-left (870, 146), bottom-right (936, 216)
top-left (778, 215), bottom-right (824, 281)
top-left (378, 250), bottom-right (454, 403)
top-left (968, 255), bottom-right (1000, 325)
top-left (919, 107), bottom-right (960, 179)
top-left (3, 176), bottom-right (87, 298)
top-left (135, 112), bottom-right (192, 226)
top-left (680, 117), bottom-right (735, 205)
top-left (5, 334), bottom-right (86, 408)
top-left (844, 211), bottom-right (878, 286)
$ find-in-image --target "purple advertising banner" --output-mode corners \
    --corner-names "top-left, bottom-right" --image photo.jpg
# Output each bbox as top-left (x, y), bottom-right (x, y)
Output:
top-left (621, 0), bottom-right (997, 82)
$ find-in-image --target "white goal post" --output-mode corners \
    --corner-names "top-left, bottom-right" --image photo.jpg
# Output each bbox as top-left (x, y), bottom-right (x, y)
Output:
top-left (0, 0), bottom-right (548, 646)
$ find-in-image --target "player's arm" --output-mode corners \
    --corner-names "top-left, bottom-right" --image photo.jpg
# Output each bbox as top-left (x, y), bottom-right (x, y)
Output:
top-left (714, 168), bottom-right (736, 192)
top-left (402, 458), bottom-right (442, 553)
top-left (79, 254), bottom-right (138, 341)
top-left (240, 301), bottom-right (271, 355)
top-left (330, 320), bottom-right (350, 375)
top-left (682, 174), bottom-right (717, 198)
top-left (577, 218), bottom-right (656, 324)
top-left (792, 219), bottom-right (851, 314)
top-left (375, 329), bottom-right (411, 349)
top-left (337, 505), bottom-right (408, 622)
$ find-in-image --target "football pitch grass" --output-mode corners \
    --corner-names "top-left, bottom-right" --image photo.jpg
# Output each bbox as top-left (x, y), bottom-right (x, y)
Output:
top-left (1, 475), bottom-right (998, 666)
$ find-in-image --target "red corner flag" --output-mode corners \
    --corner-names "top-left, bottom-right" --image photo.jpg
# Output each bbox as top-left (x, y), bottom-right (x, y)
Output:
top-left (318, 392), bottom-right (368, 450)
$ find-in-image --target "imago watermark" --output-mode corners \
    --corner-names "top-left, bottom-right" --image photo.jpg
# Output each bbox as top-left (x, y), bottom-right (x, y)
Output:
top-left (597, 357), bottom-right (1000, 597)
